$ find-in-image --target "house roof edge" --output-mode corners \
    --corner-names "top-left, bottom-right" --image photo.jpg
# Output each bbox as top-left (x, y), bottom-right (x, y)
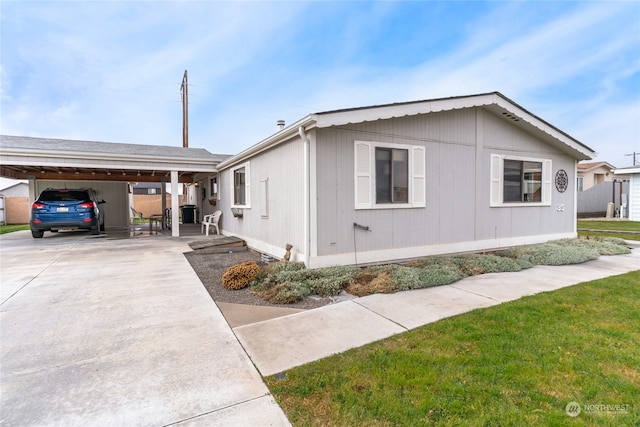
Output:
top-left (217, 115), bottom-right (317, 170)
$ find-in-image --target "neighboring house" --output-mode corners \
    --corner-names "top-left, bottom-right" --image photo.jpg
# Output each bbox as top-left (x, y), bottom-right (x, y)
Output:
top-left (0, 182), bottom-right (30, 224)
top-left (215, 92), bottom-right (595, 267)
top-left (132, 182), bottom-right (163, 195)
top-left (577, 161), bottom-right (629, 191)
top-left (614, 166), bottom-right (640, 221)
top-left (130, 182), bottom-right (179, 218)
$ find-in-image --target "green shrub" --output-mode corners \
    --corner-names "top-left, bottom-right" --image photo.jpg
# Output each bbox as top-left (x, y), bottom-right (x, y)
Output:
top-left (248, 238), bottom-right (629, 303)
top-left (250, 261), bottom-right (309, 290)
top-left (589, 237), bottom-right (631, 255)
top-left (390, 267), bottom-right (423, 291)
top-left (257, 281), bottom-right (311, 304)
top-left (417, 266), bottom-right (464, 287)
top-left (250, 263), bottom-right (360, 301)
top-left (514, 242), bottom-right (599, 266)
top-left (307, 266), bottom-right (360, 297)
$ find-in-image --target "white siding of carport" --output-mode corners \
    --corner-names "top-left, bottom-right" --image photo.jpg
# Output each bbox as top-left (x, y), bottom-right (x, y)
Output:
top-left (219, 137), bottom-right (307, 261)
top-left (33, 180), bottom-right (129, 229)
top-left (314, 107), bottom-right (577, 262)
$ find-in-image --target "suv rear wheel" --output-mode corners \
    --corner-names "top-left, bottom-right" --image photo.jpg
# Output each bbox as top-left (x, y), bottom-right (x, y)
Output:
top-left (31, 228), bottom-right (44, 238)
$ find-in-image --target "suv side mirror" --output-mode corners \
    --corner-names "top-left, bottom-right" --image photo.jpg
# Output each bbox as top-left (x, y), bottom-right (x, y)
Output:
top-left (98, 199), bottom-right (107, 204)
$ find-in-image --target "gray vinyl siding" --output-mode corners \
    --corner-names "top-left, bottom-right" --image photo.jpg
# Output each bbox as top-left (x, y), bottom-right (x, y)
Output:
top-left (219, 136), bottom-right (306, 256)
top-left (315, 107), bottom-right (577, 257)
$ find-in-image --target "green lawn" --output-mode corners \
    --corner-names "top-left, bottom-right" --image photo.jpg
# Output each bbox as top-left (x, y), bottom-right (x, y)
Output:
top-left (0, 224), bottom-right (30, 234)
top-left (577, 220), bottom-right (640, 241)
top-left (267, 271), bottom-right (640, 426)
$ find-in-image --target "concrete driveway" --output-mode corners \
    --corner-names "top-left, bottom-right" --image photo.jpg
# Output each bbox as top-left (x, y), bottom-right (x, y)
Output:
top-left (0, 230), bottom-right (290, 426)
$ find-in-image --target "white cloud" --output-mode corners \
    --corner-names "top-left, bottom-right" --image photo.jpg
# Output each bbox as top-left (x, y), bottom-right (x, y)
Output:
top-left (1, 0), bottom-right (638, 167)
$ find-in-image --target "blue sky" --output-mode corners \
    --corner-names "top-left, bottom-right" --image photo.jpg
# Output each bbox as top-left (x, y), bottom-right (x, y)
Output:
top-left (1, 0), bottom-right (639, 176)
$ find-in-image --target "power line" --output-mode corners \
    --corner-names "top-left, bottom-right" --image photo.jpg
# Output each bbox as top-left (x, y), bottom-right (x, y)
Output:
top-left (625, 152), bottom-right (639, 166)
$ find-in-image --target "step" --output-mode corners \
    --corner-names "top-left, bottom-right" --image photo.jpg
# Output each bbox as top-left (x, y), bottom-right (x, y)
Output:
top-left (189, 236), bottom-right (246, 251)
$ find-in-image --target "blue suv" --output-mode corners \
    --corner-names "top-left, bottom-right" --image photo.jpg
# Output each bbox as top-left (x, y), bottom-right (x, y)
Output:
top-left (31, 189), bottom-right (106, 238)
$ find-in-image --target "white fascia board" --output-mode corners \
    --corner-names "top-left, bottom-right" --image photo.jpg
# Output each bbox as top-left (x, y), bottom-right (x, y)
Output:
top-left (217, 115), bottom-right (317, 171)
top-left (0, 147), bottom-right (218, 166)
top-left (314, 92), bottom-right (595, 161)
top-left (493, 96), bottom-right (595, 161)
top-left (315, 93), bottom-right (498, 128)
top-left (614, 167), bottom-right (640, 175)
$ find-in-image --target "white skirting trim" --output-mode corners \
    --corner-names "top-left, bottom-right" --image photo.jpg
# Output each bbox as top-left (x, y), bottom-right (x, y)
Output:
top-left (223, 231), bottom-right (576, 268)
top-left (221, 231), bottom-right (304, 263)
top-left (307, 232), bottom-right (577, 268)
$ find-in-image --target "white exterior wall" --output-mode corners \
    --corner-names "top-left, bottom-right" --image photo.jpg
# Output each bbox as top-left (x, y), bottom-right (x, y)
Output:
top-left (630, 174), bottom-right (640, 221)
top-left (218, 136), bottom-right (307, 261)
top-left (33, 180), bottom-right (129, 229)
top-left (311, 107), bottom-right (578, 267)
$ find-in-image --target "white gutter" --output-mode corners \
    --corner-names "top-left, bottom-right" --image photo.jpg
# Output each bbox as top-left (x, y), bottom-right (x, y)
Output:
top-left (299, 125), bottom-right (311, 267)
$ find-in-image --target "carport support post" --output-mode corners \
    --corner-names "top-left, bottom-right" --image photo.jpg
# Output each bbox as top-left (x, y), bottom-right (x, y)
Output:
top-left (171, 170), bottom-right (180, 237)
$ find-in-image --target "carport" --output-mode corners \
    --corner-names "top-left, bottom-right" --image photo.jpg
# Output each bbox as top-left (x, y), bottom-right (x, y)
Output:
top-left (0, 135), bottom-right (228, 237)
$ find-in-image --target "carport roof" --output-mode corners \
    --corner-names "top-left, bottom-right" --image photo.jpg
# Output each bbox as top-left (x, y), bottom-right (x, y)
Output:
top-left (0, 135), bottom-right (230, 183)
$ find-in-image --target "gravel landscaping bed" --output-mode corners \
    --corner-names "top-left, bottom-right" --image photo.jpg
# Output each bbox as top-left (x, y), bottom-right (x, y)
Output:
top-left (184, 247), bottom-right (332, 310)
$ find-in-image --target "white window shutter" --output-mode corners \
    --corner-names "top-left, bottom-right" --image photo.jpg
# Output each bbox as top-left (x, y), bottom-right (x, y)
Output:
top-left (412, 146), bottom-right (426, 207)
top-left (354, 141), bottom-right (372, 209)
top-left (542, 159), bottom-right (552, 205)
top-left (244, 161), bottom-right (251, 208)
top-left (490, 154), bottom-right (503, 207)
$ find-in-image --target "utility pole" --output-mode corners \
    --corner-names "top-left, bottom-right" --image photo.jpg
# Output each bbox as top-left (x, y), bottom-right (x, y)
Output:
top-left (180, 70), bottom-right (189, 148)
top-left (625, 152), bottom-right (639, 166)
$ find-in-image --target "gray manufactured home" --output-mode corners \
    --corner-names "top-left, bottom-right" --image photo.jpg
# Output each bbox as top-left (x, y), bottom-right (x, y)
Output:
top-left (214, 92), bottom-right (595, 267)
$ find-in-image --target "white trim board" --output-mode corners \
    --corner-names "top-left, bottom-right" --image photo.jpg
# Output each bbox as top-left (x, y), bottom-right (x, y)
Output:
top-left (307, 233), bottom-right (577, 268)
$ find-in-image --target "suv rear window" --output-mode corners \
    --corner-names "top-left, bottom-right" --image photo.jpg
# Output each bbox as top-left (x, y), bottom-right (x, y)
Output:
top-left (38, 190), bottom-right (90, 202)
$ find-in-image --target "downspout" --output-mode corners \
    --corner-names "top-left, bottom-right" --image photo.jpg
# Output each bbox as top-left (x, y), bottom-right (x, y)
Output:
top-left (299, 126), bottom-right (311, 267)
top-left (573, 160), bottom-right (578, 236)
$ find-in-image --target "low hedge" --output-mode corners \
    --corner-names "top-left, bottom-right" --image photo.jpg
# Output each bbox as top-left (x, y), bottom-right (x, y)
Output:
top-left (234, 237), bottom-right (632, 304)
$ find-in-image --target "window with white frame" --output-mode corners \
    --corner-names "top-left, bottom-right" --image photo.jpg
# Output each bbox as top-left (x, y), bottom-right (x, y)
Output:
top-left (490, 154), bottom-right (551, 207)
top-left (354, 140), bottom-right (425, 209)
top-left (577, 177), bottom-right (584, 192)
top-left (375, 147), bottom-right (409, 203)
top-left (231, 162), bottom-right (250, 208)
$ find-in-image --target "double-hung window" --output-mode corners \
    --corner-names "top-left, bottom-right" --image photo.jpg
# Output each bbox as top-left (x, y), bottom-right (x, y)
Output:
top-left (490, 154), bottom-right (551, 207)
top-left (231, 162), bottom-right (250, 208)
top-left (354, 141), bottom-right (425, 209)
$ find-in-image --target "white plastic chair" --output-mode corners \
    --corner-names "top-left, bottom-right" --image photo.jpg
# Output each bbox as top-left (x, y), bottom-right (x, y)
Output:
top-left (201, 210), bottom-right (222, 236)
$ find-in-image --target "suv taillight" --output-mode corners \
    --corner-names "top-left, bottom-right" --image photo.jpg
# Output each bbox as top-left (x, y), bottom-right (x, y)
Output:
top-left (79, 201), bottom-right (95, 209)
top-left (32, 202), bottom-right (45, 209)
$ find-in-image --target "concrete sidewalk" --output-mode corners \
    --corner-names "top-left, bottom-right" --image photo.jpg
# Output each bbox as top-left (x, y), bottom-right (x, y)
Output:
top-left (2, 229), bottom-right (638, 425)
top-left (234, 248), bottom-right (640, 376)
top-left (0, 231), bottom-right (290, 426)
